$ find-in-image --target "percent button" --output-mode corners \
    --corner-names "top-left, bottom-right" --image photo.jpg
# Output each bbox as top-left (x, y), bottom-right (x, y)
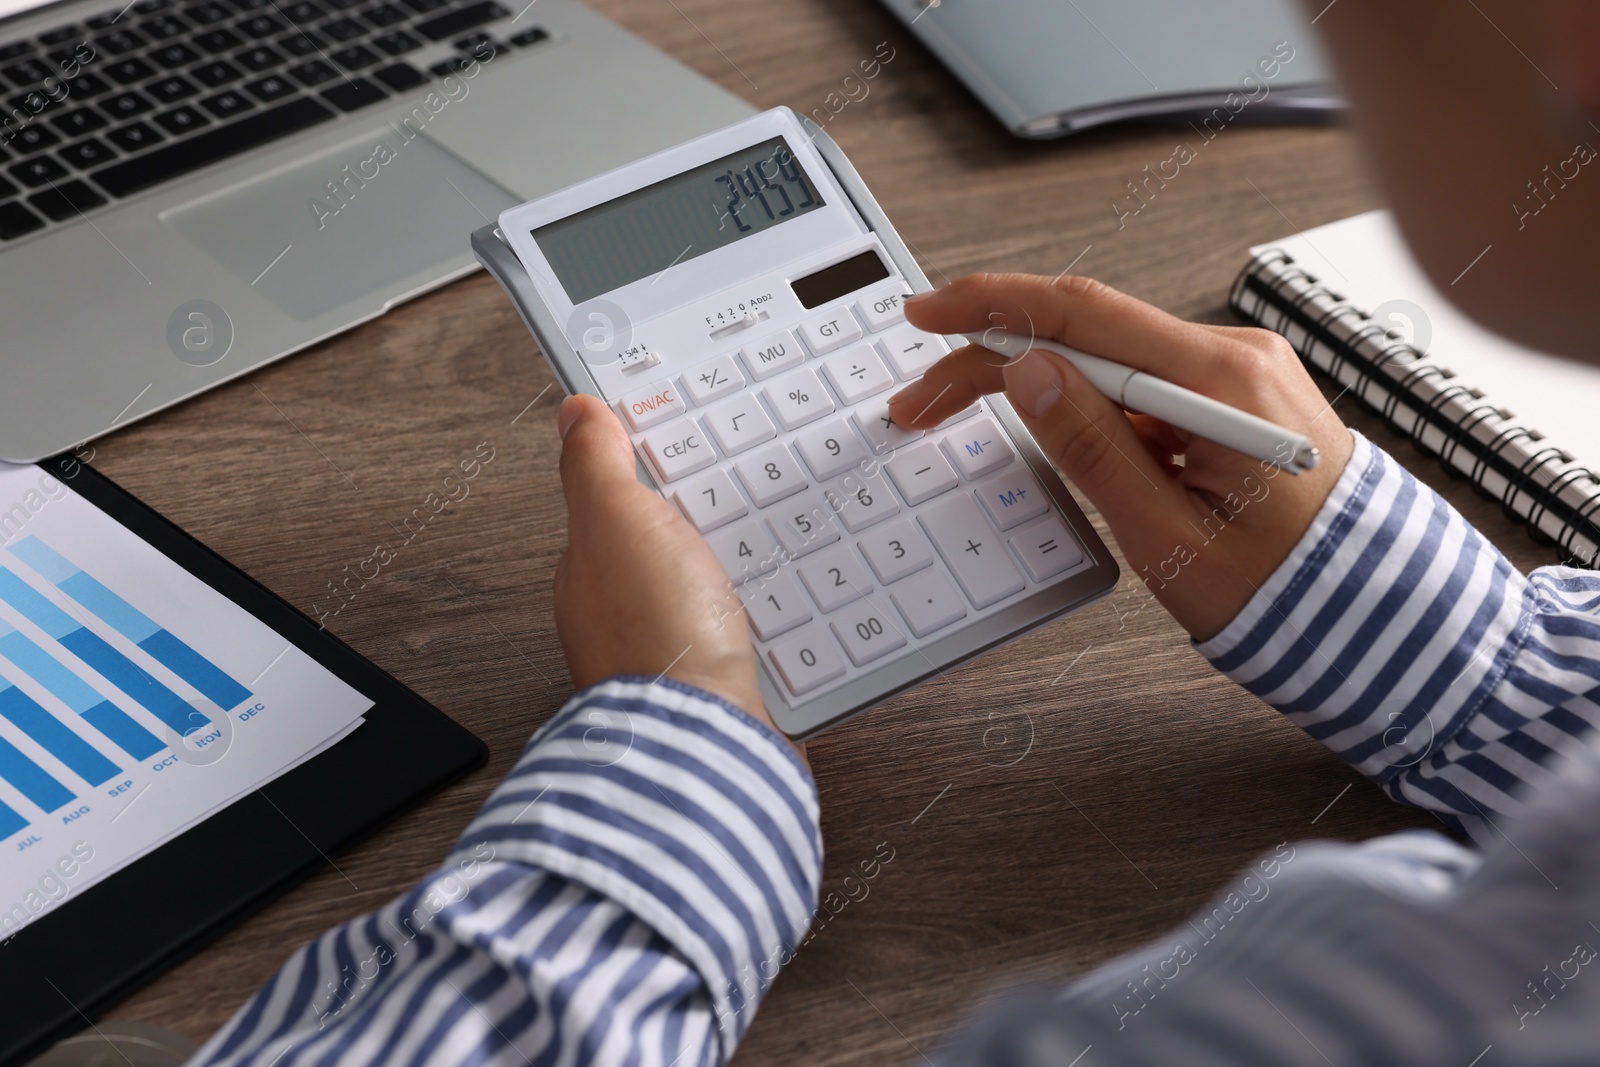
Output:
top-left (764, 367), bottom-right (835, 430)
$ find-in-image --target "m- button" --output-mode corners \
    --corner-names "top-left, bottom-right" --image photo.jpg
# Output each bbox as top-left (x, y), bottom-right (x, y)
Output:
top-left (798, 308), bottom-right (863, 355)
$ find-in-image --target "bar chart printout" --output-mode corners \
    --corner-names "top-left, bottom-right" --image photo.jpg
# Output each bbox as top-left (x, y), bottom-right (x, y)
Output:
top-left (0, 463), bottom-right (371, 938)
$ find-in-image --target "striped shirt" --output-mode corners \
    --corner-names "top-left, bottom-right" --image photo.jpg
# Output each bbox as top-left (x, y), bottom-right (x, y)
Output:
top-left (194, 430), bottom-right (1600, 1067)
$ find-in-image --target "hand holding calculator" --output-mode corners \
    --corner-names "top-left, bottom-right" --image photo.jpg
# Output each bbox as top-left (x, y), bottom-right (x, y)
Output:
top-left (476, 108), bottom-right (1118, 737)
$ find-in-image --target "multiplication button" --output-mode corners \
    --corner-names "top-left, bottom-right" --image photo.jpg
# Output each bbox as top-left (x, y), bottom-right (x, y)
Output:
top-left (1009, 516), bottom-right (1084, 581)
top-left (768, 624), bottom-right (847, 697)
top-left (852, 397), bottom-right (923, 455)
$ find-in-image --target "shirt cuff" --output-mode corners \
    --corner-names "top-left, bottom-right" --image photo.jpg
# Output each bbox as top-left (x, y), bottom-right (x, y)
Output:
top-left (1195, 430), bottom-right (1529, 782)
top-left (443, 675), bottom-right (821, 1058)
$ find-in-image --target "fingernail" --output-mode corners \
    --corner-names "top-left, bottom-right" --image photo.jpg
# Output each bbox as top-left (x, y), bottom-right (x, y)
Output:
top-left (1005, 353), bottom-right (1063, 418)
top-left (904, 291), bottom-right (931, 305)
top-left (557, 395), bottom-right (582, 439)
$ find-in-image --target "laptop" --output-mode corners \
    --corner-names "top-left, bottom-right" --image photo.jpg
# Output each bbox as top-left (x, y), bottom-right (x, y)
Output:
top-left (0, 0), bottom-right (752, 462)
top-left (876, 0), bottom-right (1340, 138)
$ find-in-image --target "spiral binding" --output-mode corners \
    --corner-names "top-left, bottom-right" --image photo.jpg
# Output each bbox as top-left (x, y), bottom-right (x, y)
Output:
top-left (1230, 251), bottom-right (1600, 566)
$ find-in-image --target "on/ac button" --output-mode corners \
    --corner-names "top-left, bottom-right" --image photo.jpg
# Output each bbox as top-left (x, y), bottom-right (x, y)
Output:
top-left (616, 380), bottom-right (686, 432)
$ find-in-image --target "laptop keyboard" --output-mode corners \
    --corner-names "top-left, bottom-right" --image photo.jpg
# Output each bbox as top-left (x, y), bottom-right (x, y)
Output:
top-left (0, 0), bottom-right (549, 241)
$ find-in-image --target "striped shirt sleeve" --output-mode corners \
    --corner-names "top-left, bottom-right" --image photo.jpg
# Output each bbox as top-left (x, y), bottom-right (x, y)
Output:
top-left (189, 676), bottom-right (821, 1067)
top-left (1198, 430), bottom-right (1600, 838)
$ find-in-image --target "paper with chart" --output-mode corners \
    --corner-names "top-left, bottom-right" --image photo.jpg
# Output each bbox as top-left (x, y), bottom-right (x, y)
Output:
top-left (0, 463), bottom-right (372, 937)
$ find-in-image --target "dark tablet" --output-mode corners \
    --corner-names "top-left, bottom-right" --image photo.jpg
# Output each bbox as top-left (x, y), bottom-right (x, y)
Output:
top-left (0, 458), bottom-right (487, 1067)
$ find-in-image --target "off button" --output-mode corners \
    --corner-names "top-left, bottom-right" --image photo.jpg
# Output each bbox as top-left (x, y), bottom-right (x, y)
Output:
top-left (640, 417), bottom-right (716, 482)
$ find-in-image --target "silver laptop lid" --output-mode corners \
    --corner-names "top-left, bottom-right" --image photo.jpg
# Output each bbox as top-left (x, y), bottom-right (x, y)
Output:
top-left (877, 0), bottom-right (1339, 137)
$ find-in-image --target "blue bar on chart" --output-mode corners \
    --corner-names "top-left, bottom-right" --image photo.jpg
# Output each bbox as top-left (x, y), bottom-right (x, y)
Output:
top-left (0, 620), bottom-right (163, 761)
top-left (0, 673), bottom-right (120, 786)
top-left (0, 798), bottom-right (25, 840)
top-left (0, 735), bottom-right (73, 812)
top-left (0, 568), bottom-right (208, 738)
top-left (10, 537), bottom-right (252, 712)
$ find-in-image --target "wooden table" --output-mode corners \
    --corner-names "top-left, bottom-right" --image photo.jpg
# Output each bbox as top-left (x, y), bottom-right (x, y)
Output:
top-left (98, 0), bottom-right (1563, 1062)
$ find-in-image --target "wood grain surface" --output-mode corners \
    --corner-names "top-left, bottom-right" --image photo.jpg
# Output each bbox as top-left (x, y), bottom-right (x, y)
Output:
top-left (88, 0), bottom-right (1565, 1061)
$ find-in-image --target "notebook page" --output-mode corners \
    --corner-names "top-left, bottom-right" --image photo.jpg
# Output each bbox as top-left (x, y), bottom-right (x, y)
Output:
top-left (1250, 209), bottom-right (1600, 462)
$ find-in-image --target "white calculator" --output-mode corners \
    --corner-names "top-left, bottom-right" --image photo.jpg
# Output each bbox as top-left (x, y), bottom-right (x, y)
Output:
top-left (473, 107), bottom-right (1118, 738)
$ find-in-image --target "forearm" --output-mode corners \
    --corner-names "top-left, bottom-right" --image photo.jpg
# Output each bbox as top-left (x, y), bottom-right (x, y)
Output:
top-left (1198, 431), bottom-right (1600, 837)
top-left (192, 677), bottom-right (821, 1067)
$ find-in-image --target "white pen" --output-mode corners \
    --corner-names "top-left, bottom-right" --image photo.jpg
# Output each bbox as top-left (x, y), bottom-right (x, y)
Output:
top-left (965, 330), bottom-right (1320, 474)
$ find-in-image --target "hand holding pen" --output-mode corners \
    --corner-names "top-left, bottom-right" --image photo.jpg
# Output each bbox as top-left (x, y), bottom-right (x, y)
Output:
top-left (885, 273), bottom-right (1355, 642)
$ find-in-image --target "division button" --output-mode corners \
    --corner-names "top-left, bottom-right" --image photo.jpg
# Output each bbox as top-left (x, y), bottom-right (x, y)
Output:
top-left (1008, 516), bottom-right (1085, 581)
top-left (768, 624), bottom-right (847, 697)
top-left (819, 343), bottom-right (894, 404)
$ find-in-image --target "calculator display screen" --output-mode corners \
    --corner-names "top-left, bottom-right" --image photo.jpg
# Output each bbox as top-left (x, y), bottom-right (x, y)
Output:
top-left (532, 137), bottom-right (825, 305)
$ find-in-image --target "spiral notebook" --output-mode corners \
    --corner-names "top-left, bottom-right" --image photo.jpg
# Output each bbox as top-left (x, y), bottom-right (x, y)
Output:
top-left (1231, 209), bottom-right (1600, 566)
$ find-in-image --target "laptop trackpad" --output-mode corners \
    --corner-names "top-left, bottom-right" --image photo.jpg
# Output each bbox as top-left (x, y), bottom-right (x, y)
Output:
top-left (163, 129), bottom-right (517, 322)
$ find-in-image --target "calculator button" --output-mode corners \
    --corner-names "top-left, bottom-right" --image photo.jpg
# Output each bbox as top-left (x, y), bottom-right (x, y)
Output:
top-left (616, 379), bottom-right (685, 432)
top-left (672, 468), bottom-right (747, 533)
top-left (1009, 516), bottom-right (1085, 581)
top-left (889, 568), bottom-right (968, 638)
top-left (856, 286), bottom-right (912, 332)
top-left (682, 353), bottom-right (745, 406)
top-left (738, 571), bottom-right (812, 640)
top-left (853, 398), bottom-right (923, 455)
top-left (975, 469), bottom-right (1050, 530)
top-left (798, 308), bottom-right (863, 355)
top-left (935, 402), bottom-right (984, 429)
top-left (798, 543), bottom-right (874, 612)
top-left (794, 416), bottom-right (870, 481)
top-left (878, 323), bottom-right (948, 380)
top-left (767, 492), bottom-right (840, 558)
top-left (764, 367), bottom-right (835, 430)
top-left (829, 598), bottom-right (907, 666)
top-left (741, 329), bottom-right (805, 380)
top-left (858, 518), bottom-right (935, 584)
top-left (919, 494), bottom-right (1026, 609)
top-left (820, 343), bottom-right (895, 405)
top-left (706, 519), bottom-right (784, 584)
top-left (705, 393), bottom-right (778, 455)
top-left (941, 417), bottom-right (1015, 479)
top-left (735, 441), bottom-right (808, 507)
top-left (768, 625), bottom-right (847, 696)
top-left (639, 418), bottom-right (716, 483)
top-left (885, 441), bottom-right (960, 506)
top-left (825, 469), bottom-right (899, 532)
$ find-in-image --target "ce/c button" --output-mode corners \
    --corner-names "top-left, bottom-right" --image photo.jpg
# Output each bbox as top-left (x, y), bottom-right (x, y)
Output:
top-left (640, 417), bottom-right (717, 482)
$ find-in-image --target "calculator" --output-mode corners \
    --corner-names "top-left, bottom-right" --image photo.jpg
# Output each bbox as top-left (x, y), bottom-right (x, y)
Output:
top-left (473, 107), bottom-right (1118, 738)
